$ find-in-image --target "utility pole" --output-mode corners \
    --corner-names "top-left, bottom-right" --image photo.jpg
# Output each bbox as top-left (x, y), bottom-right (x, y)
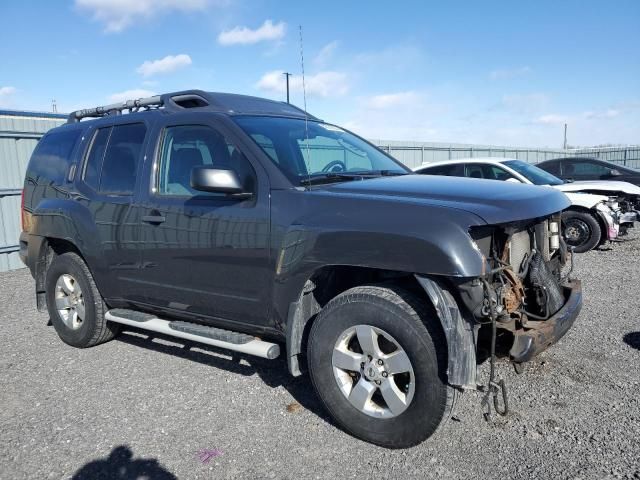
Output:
top-left (563, 123), bottom-right (567, 150)
top-left (51, 99), bottom-right (57, 113)
top-left (283, 72), bottom-right (292, 103)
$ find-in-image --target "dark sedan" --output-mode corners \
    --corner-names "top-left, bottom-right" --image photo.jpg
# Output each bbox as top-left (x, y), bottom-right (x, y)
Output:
top-left (537, 157), bottom-right (640, 186)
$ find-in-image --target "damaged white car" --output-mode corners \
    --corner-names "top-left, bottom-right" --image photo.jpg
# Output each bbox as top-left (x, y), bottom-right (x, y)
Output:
top-left (414, 158), bottom-right (624, 253)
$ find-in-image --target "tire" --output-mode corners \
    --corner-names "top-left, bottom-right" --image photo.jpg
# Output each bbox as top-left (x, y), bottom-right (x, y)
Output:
top-left (562, 210), bottom-right (602, 253)
top-left (45, 252), bottom-right (120, 348)
top-left (307, 284), bottom-right (455, 448)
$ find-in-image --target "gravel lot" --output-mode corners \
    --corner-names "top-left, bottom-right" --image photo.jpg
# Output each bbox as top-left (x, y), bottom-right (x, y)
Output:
top-left (1, 233), bottom-right (639, 480)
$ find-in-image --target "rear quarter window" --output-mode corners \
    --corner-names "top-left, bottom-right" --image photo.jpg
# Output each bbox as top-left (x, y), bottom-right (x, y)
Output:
top-left (27, 129), bottom-right (81, 185)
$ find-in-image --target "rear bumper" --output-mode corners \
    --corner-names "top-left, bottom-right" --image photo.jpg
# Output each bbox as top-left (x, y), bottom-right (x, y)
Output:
top-left (509, 280), bottom-right (582, 363)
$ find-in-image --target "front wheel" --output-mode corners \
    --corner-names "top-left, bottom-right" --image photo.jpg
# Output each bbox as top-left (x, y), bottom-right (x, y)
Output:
top-left (562, 211), bottom-right (602, 253)
top-left (307, 285), bottom-right (455, 448)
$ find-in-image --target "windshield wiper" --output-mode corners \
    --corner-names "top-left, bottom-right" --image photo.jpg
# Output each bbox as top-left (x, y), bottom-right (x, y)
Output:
top-left (299, 173), bottom-right (367, 186)
top-left (299, 170), bottom-right (408, 186)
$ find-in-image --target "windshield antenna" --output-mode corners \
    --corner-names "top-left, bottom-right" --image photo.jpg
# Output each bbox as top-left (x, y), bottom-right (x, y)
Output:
top-left (299, 25), bottom-right (312, 188)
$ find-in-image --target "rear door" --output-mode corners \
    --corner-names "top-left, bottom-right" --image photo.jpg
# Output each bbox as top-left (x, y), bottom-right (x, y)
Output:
top-left (76, 121), bottom-right (151, 303)
top-left (136, 114), bottom-right (272, 328)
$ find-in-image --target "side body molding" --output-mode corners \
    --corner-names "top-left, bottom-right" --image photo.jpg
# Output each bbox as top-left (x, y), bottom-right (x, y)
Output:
top-left (415, 275), bottom-right (478, 389)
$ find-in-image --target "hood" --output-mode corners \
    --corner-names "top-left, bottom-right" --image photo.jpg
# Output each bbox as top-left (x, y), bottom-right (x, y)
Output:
top-left (557, 190), bottom-right (608, 208)
top-left (325, 174), bottom-right (570, 225)
top-left (555, 180), bottom-right (640, 196)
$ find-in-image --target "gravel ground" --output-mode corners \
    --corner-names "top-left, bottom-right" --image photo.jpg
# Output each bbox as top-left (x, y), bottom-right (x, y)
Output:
top-left (1, 233), bottom-right (639, 480)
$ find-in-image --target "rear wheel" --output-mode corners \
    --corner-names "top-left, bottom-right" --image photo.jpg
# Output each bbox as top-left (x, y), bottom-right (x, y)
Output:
top-left (45, 252), bottom-right (120, 348)
top-left (307, 284), bottom-right (455, 448)
top-left (562, 211), bottom-right (602, 253)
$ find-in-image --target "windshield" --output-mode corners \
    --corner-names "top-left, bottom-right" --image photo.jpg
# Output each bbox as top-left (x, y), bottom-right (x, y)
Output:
top-left (234, 116), bottom-right (409, 185)
top-left (504, 160), bottom-right (564, 186)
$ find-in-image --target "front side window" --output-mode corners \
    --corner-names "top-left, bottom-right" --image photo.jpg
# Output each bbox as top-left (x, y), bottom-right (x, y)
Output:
top-left (234, 116), bottom-right (408, 185)
top-left (469, 164), bottom-right (517, 181)
top-left (83, 123), bottom-right (146, 194)
top-left (157, 125), bottom-right (255, 197)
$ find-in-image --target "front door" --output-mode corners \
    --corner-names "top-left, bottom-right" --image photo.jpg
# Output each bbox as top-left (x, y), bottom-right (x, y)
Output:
top-left (136, 118), bottom-right (272, 328)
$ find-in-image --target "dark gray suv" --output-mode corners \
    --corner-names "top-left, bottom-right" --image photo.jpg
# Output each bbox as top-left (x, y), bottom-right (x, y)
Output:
top-left (19, 90), bottom-right (582, 448)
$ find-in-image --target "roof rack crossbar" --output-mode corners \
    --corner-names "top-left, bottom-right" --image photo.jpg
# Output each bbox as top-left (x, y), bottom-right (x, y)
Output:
top-left (68, 95), bottom-right (163, 123)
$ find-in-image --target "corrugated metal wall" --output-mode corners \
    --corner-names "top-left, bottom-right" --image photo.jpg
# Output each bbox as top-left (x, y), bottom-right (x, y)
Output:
top-left (0, 108), bottom-right (637, 272)
top-left (0, 111), bottom-right (66, 271)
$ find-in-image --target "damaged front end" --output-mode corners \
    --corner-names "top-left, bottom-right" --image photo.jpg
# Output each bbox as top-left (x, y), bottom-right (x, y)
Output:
top-left (417, 212), bottom-right (582, 391)
top-left (471, 214), bottom-right (583, 364)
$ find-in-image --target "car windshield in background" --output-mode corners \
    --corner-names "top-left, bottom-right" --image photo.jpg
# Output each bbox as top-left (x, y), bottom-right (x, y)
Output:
top-left (598, 160), bottom-right (640, 174)
top-left (234, 116), bottom-right (408, 185)
top-left (504, 160), bottom-right (565, 186)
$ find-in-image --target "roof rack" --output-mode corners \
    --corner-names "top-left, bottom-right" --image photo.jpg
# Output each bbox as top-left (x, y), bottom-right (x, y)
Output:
top-left (67, 95), bottom-right (163, 123)
top-left (67, 89), bottom-right (319, 123)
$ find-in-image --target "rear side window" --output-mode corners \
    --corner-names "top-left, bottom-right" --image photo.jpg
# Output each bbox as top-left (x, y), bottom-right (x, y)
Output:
top-left (28, 129), bottom-right (81, 185)
top-left (83, 128), bottom-right (110, 191)
top-left (83, 123), bottom-right (146, 194)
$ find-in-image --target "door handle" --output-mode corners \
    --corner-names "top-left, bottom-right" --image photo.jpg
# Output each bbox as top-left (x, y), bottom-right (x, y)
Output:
top-left (142, 211), bottom-right (166, 224)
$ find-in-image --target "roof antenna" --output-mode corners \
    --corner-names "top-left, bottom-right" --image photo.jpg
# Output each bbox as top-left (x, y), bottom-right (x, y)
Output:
top-left (299, 25), bottom-right (312, 188)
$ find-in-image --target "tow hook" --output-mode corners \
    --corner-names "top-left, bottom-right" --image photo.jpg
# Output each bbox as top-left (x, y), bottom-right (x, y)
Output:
top-left (480, 379), bottom-right (509, 420)
top-left (480, 278), bottom-right (510, 421)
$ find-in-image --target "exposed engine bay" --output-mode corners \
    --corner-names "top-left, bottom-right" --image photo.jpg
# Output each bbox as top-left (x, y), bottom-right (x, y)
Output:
top-left (484, 214), bottom-right (568, 324)
top-left (458, 213), bottom-right (579, 418)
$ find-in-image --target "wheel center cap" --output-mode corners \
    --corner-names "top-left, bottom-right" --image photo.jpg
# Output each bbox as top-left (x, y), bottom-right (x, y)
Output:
top-left (363, 362), bottom-right (382, 381)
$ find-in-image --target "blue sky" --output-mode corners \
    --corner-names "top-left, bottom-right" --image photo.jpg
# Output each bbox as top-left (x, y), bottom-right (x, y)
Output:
top-left (0, 0), bottom-right (638, 147)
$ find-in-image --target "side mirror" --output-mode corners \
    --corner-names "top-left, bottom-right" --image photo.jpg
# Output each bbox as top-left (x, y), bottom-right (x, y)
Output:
top-left (190, 167), bottom-right (249, 196)
top-left (610, 169), bottom-right (622, 176)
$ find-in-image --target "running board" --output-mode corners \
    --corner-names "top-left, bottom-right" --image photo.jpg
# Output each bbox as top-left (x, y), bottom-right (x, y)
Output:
top-left (105, 309), bottom-right (280, 359)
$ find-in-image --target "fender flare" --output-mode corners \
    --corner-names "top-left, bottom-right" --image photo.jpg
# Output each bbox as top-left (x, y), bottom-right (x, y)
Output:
top-left (415, 275), bottom-right (478, 389)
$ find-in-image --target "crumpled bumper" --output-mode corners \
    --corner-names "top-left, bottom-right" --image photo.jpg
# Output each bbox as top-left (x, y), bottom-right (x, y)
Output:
top-left (509, 280), bottom-right (582, 363)
top-left (620, 210), bottom-right (640, 225)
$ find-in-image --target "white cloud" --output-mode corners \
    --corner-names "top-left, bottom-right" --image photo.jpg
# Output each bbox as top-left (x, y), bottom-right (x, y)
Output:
top-left (314, 41), bottom-right (338, 67)
top-left (255, 70), bottom-right (349, 98)
top-left (0, 86), bottom-right (17, 107)
top-left (490, 66), bottom-right (532, 80)
top-left (75, 0), bottom-right (212, 33)
top-left (534, 114), bottom-right (569, 125)
top-left (108, 89), bottom-right (156, 103)
top-left (136, 54), bottom-right (192, 77)
top-left (583, 109), bottom-right (620, 119)
top-left (366, 91), bottom-right (422, 109)
top-left (0, 86), bottom-right (17, 96)
top-left (218, 20), bottom-right (286, 46)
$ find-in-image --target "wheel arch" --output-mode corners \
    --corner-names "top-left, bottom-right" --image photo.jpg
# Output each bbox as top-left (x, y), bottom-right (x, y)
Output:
top-left (31, 236), bottom-right (91, 312)
top-left (283, 264), bottom-right (477, 389)
top-left (563, 206), bottom-right (609, 244)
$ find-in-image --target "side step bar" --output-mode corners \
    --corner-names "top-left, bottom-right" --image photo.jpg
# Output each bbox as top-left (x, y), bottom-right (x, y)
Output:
top-left (105, 309), bottom-right (280, 359)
